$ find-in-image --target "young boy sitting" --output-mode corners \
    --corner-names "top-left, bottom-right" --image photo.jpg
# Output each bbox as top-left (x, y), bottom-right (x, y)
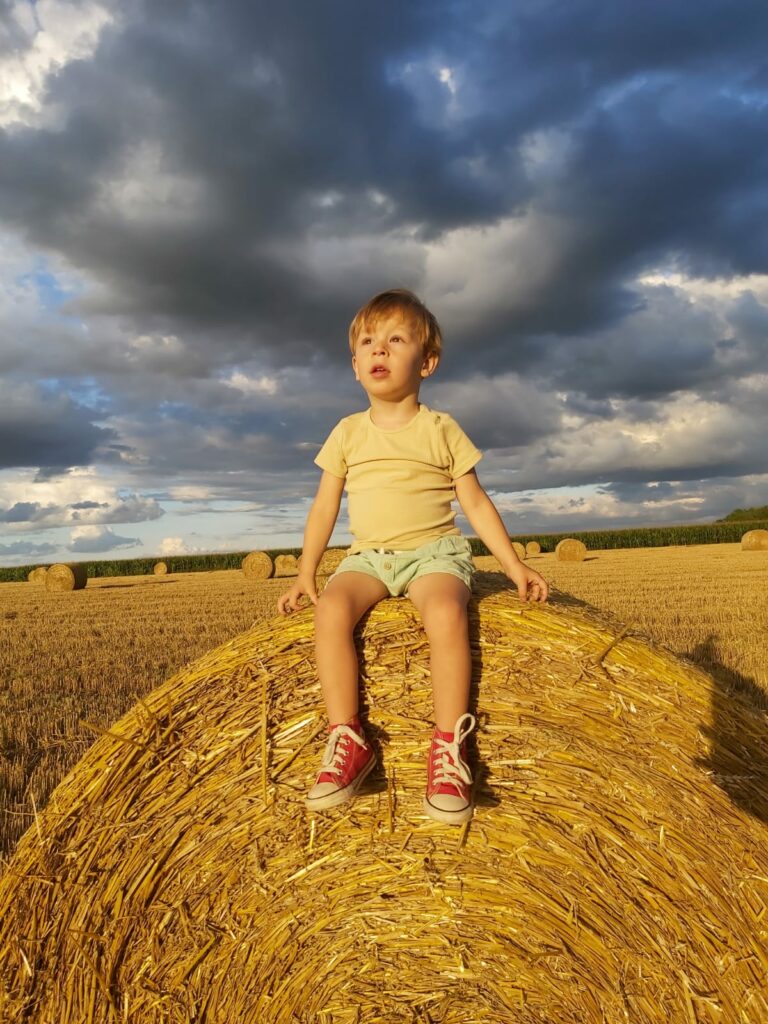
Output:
top-left (277, 288), bottom-right (548, 825)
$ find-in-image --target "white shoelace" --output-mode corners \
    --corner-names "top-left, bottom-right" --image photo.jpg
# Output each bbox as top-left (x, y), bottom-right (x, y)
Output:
top-left (320, 724), bottom-right (367, 778)
top-left (431, 712), bottom-right (476, 787)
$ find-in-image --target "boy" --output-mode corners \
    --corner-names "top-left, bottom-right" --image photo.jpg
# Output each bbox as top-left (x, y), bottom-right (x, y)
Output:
top-left (277, 288), bottom-right (548, 825)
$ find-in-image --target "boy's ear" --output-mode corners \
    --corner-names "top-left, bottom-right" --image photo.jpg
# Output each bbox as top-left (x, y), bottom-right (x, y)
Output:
top-left (352, 354), bottom-right (360, 381)
top-left (421, 352), bottom-right (439, 378)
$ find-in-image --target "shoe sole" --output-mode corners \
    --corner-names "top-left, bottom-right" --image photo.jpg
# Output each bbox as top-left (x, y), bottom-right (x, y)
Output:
top-left (305, 753), bottom-right (377, 812)
top-left (422, 794), bottom-right (474, 825)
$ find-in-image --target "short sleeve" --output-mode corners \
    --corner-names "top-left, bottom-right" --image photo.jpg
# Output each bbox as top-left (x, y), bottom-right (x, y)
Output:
top-left (440, 413), bottom-right (483, 480)
top-left (314, 420), bottom-right (347, 478)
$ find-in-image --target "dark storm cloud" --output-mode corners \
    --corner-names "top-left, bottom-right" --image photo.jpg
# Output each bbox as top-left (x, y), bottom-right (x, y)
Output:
top-left (1, 501), bottom-right (59, 523)
top-left (0, 384), bottom-right (117, 471)
top-left (599, 481), bottom-right (679, 504)
top-left (0, 539), bottom-right (58, 557)
top-left (0, 493), bottom-right (163, 530)
top-left (2, 0), bottom-right (767, 378)
top-left (0, 0), bottom-right (766, 538)
top-left (67, 527), bottom-right (140, 553)
top-left (0, 0), bottom-right (475, 355)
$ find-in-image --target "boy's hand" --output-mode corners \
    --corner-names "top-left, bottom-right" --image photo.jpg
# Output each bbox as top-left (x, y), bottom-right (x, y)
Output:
top-left (505, 563), bottom-right (549, 604)
top-left (277, 574), bottom-right (319, 615)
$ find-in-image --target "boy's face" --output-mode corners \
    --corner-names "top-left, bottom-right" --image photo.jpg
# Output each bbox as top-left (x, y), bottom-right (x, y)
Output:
top-left (352, 311), bottom-right (437, 398)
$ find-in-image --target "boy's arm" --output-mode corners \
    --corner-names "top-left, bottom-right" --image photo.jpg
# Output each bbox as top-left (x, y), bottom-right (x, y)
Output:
top-left (456, 469), bottom-right (549, 602)
top-left (454, 469), bottom-right (523, 574)
top-left (298, 470), bottom-right (345, 577)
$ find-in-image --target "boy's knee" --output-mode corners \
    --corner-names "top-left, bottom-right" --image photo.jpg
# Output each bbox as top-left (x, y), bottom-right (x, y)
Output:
top-left (315, 588), bottom-right (353, 624)
top-left (422, 598), bottom-right (468, 635)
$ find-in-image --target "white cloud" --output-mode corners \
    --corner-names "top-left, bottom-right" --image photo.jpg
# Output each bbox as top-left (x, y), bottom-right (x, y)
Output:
top-left (0, 0), bottom-right (114, 128)
top-left (481, 388), bottom-right (768, 494)
top-left (0, 467), bottom-right (163, 530)
top-left (637, 271), bottom-right (768, 306)
top-left (168, 485), bottom-right (213, 501)
top-left (438, 66), bottom-right (457, 95)
top-left (224, 371), bottom-right (279, 396)
top-left (156, 536), bottom-right (191, 552)
top-left (155, 534), bottom-right (248, 556)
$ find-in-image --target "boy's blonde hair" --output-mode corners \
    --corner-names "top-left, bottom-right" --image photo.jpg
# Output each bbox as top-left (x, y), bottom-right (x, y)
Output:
top-left (349, 288), bottom-right (442, 367)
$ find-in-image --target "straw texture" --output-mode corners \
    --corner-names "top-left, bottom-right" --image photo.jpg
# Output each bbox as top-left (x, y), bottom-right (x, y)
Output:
top-left (27, 566), bottom-right (48, 583)
top-left (741, 529), bottom-right (768, 551)
top-left (242, 551), bottom-right (274, 579)
top-left (1, 572), bottom-right (766, 1023)
top-left (512, 541), bottom-right (526, 560)
top-left (525, 541), bottom-right (541, 556)
top-left (317, 548), bottom-right (347, 575)
top-left (153, 562), bottom-right (169, 576)
top-left (44, 563), bottom-right (87, 591)
top-left (299, 549), bottom-right (349, 575)
top-left (556, 539), bottom-right (587, 562)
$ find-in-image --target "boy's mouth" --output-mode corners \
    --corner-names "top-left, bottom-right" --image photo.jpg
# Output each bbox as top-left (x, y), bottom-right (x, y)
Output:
top-left (370, 366), bottom-right (389, 377)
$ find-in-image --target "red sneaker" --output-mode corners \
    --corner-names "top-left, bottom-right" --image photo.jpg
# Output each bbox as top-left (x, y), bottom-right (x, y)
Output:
top-left (423, 713), bottom-right (476, 825)
top-left (305, 715), bottom-right (376, 811)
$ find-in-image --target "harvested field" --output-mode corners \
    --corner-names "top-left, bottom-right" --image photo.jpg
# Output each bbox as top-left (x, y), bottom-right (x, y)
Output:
top-left (511, 542), bottom-right (768, 697)
top-left (1, 542), bottom-right (766, 864)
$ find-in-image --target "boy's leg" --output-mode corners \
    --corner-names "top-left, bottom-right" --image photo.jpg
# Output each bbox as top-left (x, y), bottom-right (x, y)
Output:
top-left (314, 571), bottom-right (389, 724)
top-left (406, 573), bottom-right (472, 731)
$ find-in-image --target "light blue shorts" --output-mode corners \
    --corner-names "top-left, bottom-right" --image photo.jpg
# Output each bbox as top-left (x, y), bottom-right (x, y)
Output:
top-left (328, 535), bottom-right (475, 598)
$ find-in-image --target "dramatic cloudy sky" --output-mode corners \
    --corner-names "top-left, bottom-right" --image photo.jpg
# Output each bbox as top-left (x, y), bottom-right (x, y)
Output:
top-left (1, 0), bottom-right (767, 566)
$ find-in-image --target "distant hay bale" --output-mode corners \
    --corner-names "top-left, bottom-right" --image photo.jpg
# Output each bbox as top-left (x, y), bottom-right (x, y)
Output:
top-left (525, 540), bottom-right (541, 556)
top-left (741, 529), bottom-right (768, 551)
top-left (274, 553), bottom-right (299, 577)
top-left (556, 538), bottom-right (587, 562)
top-left (242, 551), bottom-right (274, 580)
top-left (43, 563), bottom-right (87, 592)
top-left (27, 566), bottom-right (47, 584)
top-left (512, 541), bottom-right (526, 560)
top-left (153, 561), bottom-right (169, 575)
top-left (2, 573), bottom-right (767, 1021)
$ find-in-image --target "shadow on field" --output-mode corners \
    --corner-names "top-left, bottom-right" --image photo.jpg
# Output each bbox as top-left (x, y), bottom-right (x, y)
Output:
top-left (96, 579), bottom-right (181, 590)
top-left (688, 635), bottom-right (768, 824)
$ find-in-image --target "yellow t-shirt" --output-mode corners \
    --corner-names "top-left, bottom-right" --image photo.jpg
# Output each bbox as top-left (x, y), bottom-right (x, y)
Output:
top-left (314, 402), bottom-right (483, 553)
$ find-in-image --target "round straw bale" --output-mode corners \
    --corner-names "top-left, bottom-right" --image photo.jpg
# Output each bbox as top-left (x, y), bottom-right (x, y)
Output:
top-left (525, 540), bottom-right (541, 556)
top-left (43, 562), bottom-right (87, 591)
top-left (556, 537), bottom-right (587, 561)
top-left (316, 547), bottom-right (347, 575)
top-left (153, 561), bottom-right (169, 575)
top-left (2, 575), bottom-right (767, 1021)
top-left (242, 550), bottom-right (274, 579)
top-left (512, 541), bottom-right (526, 560)
top-left (27, 566), bottom-right (48, 583)
top-left (274, 553), bottom-right (299, 577)
top-left (741, 529), bottom-right (768, 551)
